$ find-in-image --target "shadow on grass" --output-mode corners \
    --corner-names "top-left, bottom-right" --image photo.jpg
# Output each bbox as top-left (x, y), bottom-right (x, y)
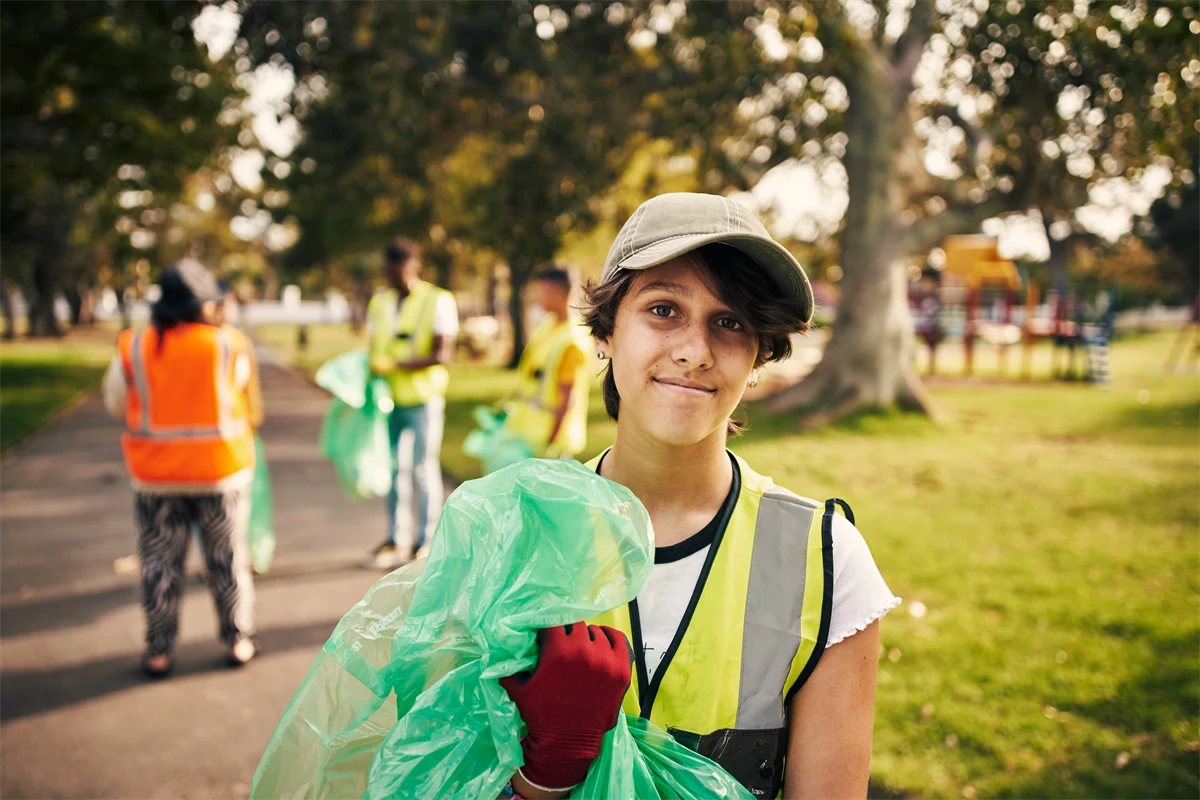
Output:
top-left (925, 626), bottom-right (1200, 800)
top-left (1104, 398), bottom-right (1199, 435)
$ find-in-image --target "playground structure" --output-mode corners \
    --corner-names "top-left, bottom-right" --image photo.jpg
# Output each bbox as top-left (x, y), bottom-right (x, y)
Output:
top-left (909, 235), bottom-right (1113, 382)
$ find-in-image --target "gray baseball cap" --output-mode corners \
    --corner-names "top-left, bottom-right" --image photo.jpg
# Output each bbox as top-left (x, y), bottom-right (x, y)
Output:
top-left (602, 192), bottom-right (813, 322)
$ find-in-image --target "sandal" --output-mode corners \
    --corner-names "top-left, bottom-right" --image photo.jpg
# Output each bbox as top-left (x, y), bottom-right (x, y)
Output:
top-left (227, 636), bottom-right (257, 667)
top-left (142, 652), bottom-right (173, 679)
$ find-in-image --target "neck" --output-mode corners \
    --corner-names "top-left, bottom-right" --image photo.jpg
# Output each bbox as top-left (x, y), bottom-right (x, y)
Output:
top-left (393, 278), bottom-right (418, 298)
top-left (546, 307), bottom-right (567, 323)
top-left (601, 424), bottom-right (731, 547)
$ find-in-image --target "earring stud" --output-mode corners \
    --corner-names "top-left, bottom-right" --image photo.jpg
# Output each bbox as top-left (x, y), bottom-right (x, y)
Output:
top-left (597, 351), bottom-right (608, 360)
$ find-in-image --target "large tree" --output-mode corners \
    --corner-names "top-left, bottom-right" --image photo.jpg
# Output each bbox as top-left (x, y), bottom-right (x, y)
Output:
top-left (1, 0), bottom-right (235, 336)
top-left (641, 0), bottom-right (1196, 421)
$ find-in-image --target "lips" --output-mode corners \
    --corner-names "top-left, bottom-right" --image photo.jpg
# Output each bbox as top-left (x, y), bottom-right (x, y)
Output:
top-left (653, 377), bottom-right (716, 395)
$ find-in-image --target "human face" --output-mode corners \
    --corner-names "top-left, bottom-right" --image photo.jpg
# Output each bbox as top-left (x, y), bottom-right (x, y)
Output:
top-left (532, 279), bottom-right (568, 317)
top-left (599, 258), bottom-right (759, 447)
top-left (387, 257), bottom-right (422, 290)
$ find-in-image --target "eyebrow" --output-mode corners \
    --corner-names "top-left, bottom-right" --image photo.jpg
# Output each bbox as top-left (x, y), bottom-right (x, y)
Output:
top-left (635, 280), bottom-right (693, 298)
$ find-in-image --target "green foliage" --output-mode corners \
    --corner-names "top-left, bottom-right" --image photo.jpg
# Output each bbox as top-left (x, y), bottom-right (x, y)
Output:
top-left (1147, 180), bottom-right (1200, 303)
top-left (241, 2), bottom-right (671, 357)
top-left (0, 0), bottom-right (237, 334)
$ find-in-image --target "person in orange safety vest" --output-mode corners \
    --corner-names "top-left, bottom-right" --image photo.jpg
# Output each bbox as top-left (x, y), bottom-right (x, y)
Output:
top-left (102, 260), bottom-right (262, 677)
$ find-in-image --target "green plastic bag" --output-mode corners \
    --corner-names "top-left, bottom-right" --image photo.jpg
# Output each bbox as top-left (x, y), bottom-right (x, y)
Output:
top-left (464, 405), bottom-right (534, 475)
top-left (249, 459), bottom-right (752, 800)
top-left (247, 435), bottom-right (275, 574)
top-left (315, 351), bottom-right (394, 500)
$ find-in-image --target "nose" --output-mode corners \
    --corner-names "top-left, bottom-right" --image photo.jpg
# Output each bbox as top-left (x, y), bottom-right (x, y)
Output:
top-left (671, 319), bottom-right (713, 370)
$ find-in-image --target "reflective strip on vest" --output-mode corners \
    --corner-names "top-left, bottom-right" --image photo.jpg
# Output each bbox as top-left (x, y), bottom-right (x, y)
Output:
top-left (127, 327), bottom-right (248, 441)
top-left (736, 489), bottom-right (818, 729)
top-left (130, 329), bottom-right (151, 433)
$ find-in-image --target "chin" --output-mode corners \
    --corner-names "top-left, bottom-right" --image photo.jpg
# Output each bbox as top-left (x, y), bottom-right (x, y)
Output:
top-left (643, 415), bottom-right (721, 448)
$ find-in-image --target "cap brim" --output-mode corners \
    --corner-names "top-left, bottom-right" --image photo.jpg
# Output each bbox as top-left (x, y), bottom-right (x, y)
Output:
top-left (617, 232), bottom-right (814, 322)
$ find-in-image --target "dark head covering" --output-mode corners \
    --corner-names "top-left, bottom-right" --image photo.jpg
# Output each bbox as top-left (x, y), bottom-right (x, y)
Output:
top-left (153, 259), bottom-right (222, 322)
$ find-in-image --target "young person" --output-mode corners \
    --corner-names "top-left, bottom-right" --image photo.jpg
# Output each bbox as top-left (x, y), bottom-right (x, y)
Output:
top-left (102, 260), bottom-right (261, 676)
top-left (499, 193), bottom-right (899, 799)
top-left (365, 238), bottom-right (459, 567)
top-left (502, 265), bottom-right (591, 460)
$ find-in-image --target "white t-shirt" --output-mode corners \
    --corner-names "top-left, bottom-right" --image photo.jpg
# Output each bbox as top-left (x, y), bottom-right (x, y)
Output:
top-left (638, 499), bottom-right (899, 682)
top-left (431, 292), bottom-right (459, 338)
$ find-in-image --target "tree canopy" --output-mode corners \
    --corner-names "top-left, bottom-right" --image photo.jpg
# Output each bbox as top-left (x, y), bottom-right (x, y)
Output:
top-left (1, 0), bottom-right (237, 334)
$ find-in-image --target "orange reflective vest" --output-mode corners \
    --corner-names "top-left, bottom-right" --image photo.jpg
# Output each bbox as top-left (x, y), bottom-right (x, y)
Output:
top-left (117, 323), bottom-right (255, 487)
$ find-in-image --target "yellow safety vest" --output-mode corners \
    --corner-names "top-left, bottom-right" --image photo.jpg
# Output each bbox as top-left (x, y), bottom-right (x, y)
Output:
top-left (367, 281), bottom-right (452, 407)
top-left (588, 451), bottom-right (840, 798)
top-left (504, 316), bottom-right (589, 457)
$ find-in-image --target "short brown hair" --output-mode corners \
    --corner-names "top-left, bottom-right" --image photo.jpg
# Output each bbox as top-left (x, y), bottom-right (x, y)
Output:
top-left (579, 243), bottom-right (810, 436)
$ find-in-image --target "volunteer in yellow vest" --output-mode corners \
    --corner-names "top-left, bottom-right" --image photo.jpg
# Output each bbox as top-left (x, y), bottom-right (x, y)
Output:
top-left (366, 238), bottom-right (458, 569)
top-left (499, 194), bottom-right (899, 800)
top-left (101, 260), bottom-right (262, 677)
top-left (503, 266), bottom-right (589, 460)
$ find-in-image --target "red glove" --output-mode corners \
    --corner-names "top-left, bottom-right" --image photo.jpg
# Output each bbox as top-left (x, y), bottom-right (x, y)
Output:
top-left (500, 624), bottom-right (632, 790)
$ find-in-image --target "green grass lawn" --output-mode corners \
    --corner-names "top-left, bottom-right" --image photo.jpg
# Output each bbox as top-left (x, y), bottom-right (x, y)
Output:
top-left (0, 331), bottom-right (117, 453)
top-left (266, 323), bottom-right (1198, 798)
top-left (736, 332), bottom-right (1200, 799)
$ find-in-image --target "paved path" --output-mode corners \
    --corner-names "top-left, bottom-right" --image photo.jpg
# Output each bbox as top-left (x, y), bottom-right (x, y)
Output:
top-left (0, 360), bottom-right (449, 799)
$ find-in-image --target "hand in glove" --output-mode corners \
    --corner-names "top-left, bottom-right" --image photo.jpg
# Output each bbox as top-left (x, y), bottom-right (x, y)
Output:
top-left (500, 624), bottom-right (632, 791)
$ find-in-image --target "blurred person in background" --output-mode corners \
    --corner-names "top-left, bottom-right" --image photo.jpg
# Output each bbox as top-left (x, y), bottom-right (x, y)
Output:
top-left (501, 265), bottom-right (590, 461)
top-left (102, 260), bottom-right (261, 677)
top-left (215, 281), bottom-right (264, 435)
top-left (497, 194), bottom-right (897, 799)
top-left (365, 238), bottom-right (458, 568)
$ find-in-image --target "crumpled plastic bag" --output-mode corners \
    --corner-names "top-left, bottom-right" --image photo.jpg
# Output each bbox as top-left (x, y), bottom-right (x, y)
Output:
top-left (247, 435), bottom-right (275, 574)
top-left (463, 405), bottom-right (534, 475)
top-left (249, 459), bottom-right (752, 800)
top-left (314, 350), bottom-right (394, 500)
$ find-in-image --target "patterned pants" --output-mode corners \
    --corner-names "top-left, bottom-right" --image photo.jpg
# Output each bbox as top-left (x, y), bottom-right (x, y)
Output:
top-left (135, 490), bottom-right (255, 656)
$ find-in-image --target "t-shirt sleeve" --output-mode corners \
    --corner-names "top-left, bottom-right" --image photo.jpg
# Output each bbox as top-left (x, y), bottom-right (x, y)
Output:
top-left (101, 354), bottom-right (127, 421)
top-left (556, 342), bottom-right (585, 386)
top-left (826, 512), bottom-right (900, 648)
top-left (432, 292), bottom-right (459, 338)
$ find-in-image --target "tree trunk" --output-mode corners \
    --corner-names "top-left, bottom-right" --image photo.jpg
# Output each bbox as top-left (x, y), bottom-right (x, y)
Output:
top-left (79, 287), bottom-right (95, 326)
top-left (1043, 216), bottom-right (1070, 296)
top-left (0, 274), bottom-right (17, 339)
top-left (507, 264), bottom-right (529, 369)
top-left (348, 281), bottom-right (369, 334)
top-left (486, 268), bottom-right (499, 318)
top-left (765, 39), bottom-right (933, 423)
top-left (116, 284), bottom-right (132, 330)
top-left (27, 257), bottom-right (63, 338)
top-left (64, 283), bottom-right (83, 327)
